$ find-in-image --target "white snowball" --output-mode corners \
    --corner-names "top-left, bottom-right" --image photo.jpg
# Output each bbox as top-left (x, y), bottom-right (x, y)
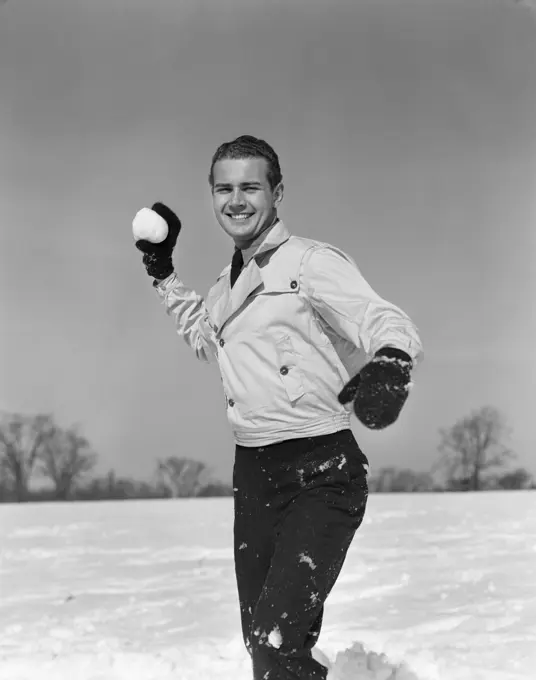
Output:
top-left (132, 207), bottom-right (169, 243)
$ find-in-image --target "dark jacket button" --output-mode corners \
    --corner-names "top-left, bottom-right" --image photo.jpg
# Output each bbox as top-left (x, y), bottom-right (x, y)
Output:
top-left (219, 339), bottom-right (225, 347)
top-left (228, 399), bottom-right (235, 407)
top-left (280, 366), bottom-right (289, 375)
top-left (290, 280), bottom-right (297, 289)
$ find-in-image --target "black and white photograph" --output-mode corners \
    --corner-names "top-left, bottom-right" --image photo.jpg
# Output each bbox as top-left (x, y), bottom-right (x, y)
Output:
top-left (1, 1), bottom-right (535, 678)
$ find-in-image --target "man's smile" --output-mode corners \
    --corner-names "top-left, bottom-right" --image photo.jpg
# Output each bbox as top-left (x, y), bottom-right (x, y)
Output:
top-left (227, 212), bottom-right (255, 222)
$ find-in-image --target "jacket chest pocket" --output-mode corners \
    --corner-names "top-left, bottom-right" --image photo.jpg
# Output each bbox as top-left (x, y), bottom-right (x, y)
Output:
top-left (275, 334), bottom-right (305, 403)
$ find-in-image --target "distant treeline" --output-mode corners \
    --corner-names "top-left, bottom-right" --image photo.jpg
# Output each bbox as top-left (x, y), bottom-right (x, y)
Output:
top-left (0, 465), bottom-right (534, 504)
top-left (0, 406), bottom-right (534, 503)
top-left (0, 470), bottom-right (234, 503)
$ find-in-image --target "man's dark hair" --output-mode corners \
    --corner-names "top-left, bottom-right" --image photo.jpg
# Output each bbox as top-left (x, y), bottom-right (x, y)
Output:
top-left (208, 135), bottom-right (282, 190)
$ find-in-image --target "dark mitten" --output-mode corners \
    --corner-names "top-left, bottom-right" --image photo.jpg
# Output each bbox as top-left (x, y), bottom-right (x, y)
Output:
top-left (338, 347), bottom-right (413, 430)
top-left (135, 202), bottom-right (182, 281)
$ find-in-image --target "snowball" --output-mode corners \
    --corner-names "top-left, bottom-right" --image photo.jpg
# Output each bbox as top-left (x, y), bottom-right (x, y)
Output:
top-left (132, 207), bottom-right (169, 243)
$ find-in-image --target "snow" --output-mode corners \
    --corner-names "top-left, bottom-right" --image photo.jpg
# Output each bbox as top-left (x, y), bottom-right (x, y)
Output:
top-left (1, 491), bottom-right (536, 680)
top-left (267, 626), bottom-right (282, 649)
top-left (298, 552), bottom-right (317, 572)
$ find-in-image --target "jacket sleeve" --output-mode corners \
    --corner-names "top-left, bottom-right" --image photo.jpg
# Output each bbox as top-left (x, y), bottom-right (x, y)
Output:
top-left (301, 246), bottom-right (423, 366)
top-left (154, 273), bottom-right (218, 364)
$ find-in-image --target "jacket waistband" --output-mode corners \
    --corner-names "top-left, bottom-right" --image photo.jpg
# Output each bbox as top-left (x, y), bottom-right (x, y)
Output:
top-left (232, 413), bottom-right (352, 447)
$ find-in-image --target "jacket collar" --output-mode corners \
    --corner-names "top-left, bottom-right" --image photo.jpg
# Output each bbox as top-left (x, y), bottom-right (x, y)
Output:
top-left (217, 219), bottom-right (291, 280)
top-left (207, 219), bottom-right (292, 334)
top-left (239, 218), bottom-right (290, 266)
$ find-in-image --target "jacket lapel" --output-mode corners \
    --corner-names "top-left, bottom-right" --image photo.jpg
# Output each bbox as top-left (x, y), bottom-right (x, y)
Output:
top-left (229, 257), bottom-right (263, 316)
top-left (205, 259), bottom-right (264, 334)
top-left (205, 221), bottom-right (292, 335)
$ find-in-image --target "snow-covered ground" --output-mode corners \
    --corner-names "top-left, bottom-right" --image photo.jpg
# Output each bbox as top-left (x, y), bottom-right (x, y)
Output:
top-left (1, 491), bottom-right (535, 680)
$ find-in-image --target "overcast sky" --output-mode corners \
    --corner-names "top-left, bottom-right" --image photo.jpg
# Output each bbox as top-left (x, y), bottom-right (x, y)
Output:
top-left (1, 0), bottom-right (535, 486)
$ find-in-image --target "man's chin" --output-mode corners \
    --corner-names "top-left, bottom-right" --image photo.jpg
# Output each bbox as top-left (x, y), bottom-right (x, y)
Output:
top-left (226, 223), bottom-right (258, 244)
top-left (220, 215), bottom-right (276, 247)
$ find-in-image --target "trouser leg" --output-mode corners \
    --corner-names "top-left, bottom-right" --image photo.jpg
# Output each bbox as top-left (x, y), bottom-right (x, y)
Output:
top-left (233, 429), bottom-right (369, 680)
top-left (233, 449), bottom-right (277, 655)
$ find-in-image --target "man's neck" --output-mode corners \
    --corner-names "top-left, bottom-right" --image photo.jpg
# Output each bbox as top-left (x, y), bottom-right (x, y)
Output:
top-left (235, 214), bottom-right (279, 261)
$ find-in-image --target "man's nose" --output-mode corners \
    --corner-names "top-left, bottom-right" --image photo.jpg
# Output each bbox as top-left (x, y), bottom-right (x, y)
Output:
top-left (229, 189), bottom-right (246, 209)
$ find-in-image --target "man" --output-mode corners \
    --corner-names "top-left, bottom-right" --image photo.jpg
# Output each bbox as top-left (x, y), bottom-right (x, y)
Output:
top-left (134, 135), bottom-right (423, 680)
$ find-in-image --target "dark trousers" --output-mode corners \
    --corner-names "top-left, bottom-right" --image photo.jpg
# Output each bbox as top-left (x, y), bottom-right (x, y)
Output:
top-left (233, 429), bottom-right (369, 680)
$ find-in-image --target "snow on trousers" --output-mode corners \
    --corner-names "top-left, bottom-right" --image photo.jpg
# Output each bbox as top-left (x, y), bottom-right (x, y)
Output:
top-left (233, 429), bottom-right (369, 680)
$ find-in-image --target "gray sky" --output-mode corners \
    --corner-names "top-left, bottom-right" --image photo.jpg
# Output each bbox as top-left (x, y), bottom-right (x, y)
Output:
top-left (1, 0), bottom-right (535, 485)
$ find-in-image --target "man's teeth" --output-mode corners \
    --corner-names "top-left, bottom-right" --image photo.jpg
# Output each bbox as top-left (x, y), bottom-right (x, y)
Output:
top-left (230, 214), bottom-right (252, 220)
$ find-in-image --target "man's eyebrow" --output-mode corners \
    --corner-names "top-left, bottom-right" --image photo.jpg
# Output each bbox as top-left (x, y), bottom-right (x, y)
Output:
top-left (213, 181), bottom-right (263, 188)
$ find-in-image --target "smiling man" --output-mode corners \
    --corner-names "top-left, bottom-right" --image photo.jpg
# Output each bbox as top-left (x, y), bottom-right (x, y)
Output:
top-left (134, 135), bottom-right (423, 680)
top-left (211, 155), bottom-right (282, 249)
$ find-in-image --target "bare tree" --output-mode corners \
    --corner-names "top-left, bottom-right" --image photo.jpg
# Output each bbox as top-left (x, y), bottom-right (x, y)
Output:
top-left (0, 412), bottom-right (55, 502)
top-left (38, 424), bottom-right (97, 500)
top-left (389, 468), bottom-right (434, 492)
top-left (369, 466), bottom-right (396, 493)
top-left (157, 456), bottom-right (209, 498)
top-left (494, 467), bottom-right (534, 491)
top-left (369, 466), bottom-right (434, 492)
top-left (435, 406), bottom-right (514, 491)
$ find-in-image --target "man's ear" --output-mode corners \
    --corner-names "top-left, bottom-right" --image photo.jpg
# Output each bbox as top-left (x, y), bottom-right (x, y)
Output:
top-left (273, 182), bottom-right (284, 208)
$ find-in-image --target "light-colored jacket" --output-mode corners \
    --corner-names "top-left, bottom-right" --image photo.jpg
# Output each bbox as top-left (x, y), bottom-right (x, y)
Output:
top-left (155, 220), bottom-right (423, 447)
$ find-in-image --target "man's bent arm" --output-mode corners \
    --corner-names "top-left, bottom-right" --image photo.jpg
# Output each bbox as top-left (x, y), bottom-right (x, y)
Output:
top-left (301, 246), bottom-right (423, 365)
top-left (154, 273), bottom-right (218, 364)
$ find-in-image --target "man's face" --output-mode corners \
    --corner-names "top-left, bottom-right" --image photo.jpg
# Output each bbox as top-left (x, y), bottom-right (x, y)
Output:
top-left (211, 157), bottom-right (283, 249)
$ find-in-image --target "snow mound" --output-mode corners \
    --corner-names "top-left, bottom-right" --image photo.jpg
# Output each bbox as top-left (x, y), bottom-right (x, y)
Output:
top-left (314, 642), bottom-right (421, 680)
top-left (0, 644), bottom-right (423, 680)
